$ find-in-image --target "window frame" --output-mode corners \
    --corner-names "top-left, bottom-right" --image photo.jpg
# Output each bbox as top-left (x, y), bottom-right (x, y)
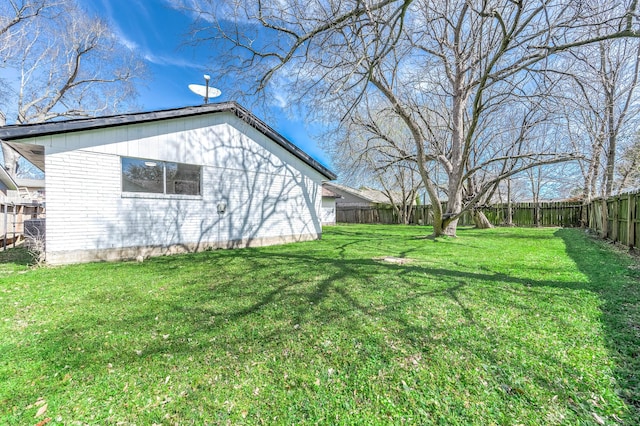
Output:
top-left (121, 156), bottom-right (203, 199)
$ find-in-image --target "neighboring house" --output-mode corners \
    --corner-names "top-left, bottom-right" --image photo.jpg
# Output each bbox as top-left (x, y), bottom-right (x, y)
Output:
top-left (321, 185), bottom-right (341, 225)
top-left (0, 167), bottom-right (44, 248)
top-left (0, 167), bottom-right (19, 247)
top-left (0, 167), bottom-right (44, 204)
top-left (0, 102), bottom-right (336, 264)
top-left (14, 177), bottom-right (45, 202)
top-left (323, 182), bottom-right (412, 208)
top-left (0, 166), bottom-right (18, 201)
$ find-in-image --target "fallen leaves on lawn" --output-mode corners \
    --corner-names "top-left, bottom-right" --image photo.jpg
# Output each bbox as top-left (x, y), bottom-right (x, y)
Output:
top-left (591, 412), bottom-right (605, 425)
top-left (33, 398), bottom-right (47, 418)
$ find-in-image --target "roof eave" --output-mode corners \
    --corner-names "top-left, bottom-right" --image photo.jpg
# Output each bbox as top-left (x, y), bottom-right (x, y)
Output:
top-left (0, 102), bottom-right (337, 181)
top-left (0, 166), bottom-right (18, 191)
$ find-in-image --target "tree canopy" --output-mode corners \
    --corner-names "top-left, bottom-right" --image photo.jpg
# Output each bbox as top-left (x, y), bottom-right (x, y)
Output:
top-left (185, 0), bottom-right (640, 235)
top-left (0, 0), bottom-right (146, 177)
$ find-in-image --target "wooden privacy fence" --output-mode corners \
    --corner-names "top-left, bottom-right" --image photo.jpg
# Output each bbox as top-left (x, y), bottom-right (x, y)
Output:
top-left (482, 202), bottom-right (582, 227)
top-left (337, 201), bottom-right (583, 227)
top-left (336, 206), bottom-right (399, 225)
top-left (587, 192), bottom-right (640, 249)
top-left (336, 190), bottom-right (640, 249)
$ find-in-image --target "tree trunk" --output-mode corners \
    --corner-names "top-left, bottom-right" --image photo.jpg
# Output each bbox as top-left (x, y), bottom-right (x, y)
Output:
top-left (434, 162), bottom-right (466, 237)
top-left (0, 113), bottom-right (18, 179)
top-left (583, 138), bottom-right (603, 194)
top-left (1, 142), bottom-right (19, 178)
top-left (600, 198), bottom-right (608, 238)
top-left (604, 95), bottom-right (616, 198)
top-left (439, 190), bottom-right (463, 237)
top-left (580, 197), bottom-right (589, 228)
top-left (506, 178), bottom-right (514, 226)
top-left (533, 201), bottom-right (541, 227)
top-left (440, 216), bottom-right (459, 236)
top-left (472, 209), bottom-right (493, 229)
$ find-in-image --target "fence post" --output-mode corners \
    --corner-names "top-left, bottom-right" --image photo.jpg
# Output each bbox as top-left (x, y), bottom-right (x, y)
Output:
top-left (627, 192), bottom-right (635, 248)
top-left (506, 180), bottom-right (513, 226)
top-left (612, 197), bottom-right (616, 242)
top-left (12, 205), bottom-right (17, 248)
top-left (2, 203), bottom-right (6, 250)
top-left (601, 199), bottom-right (608, 239)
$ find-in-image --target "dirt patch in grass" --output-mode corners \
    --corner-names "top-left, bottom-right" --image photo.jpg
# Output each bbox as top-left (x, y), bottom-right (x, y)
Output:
top-left (373, 256), bottom-right (414, 265)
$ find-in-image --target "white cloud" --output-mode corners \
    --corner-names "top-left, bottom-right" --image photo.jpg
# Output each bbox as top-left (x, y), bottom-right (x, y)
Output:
top-left (162, 0), bottom-right (215, 22)
top-left (162, 0), bottom-right (255, 24)
top-left (271, 91), bottom-right (288, 108)
top-left (142, 52), bottom-right (201, 69)
top-left (117, 33), bottom-right (140, 51)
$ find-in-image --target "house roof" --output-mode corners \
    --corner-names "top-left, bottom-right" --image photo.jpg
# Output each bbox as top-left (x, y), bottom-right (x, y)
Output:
top-left (324, 182), bottom-right (405, 204)
top-left (15, 177), bottom-right (45, 189)
top-left (321, 185), bottom-right (341, 198)
top-left (324, 182), bottom-right (380, 203)
top-left (357, 187), bottom-right (399, 204)
top-left (0, 101), bottom-right (336, 180)
top-left (0, 166), bottom-right (18, 191)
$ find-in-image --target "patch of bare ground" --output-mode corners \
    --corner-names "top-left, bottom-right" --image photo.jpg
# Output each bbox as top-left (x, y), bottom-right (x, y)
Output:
top-left (373, 256), bottom-right (414, 265)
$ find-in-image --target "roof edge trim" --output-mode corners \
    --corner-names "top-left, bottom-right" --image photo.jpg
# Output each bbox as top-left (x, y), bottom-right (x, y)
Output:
top-left (0, 102), bottom-right (337, 180)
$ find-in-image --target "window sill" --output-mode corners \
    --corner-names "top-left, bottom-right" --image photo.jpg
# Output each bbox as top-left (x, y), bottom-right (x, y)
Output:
top-left (121, 192), bottom-right (203, 201)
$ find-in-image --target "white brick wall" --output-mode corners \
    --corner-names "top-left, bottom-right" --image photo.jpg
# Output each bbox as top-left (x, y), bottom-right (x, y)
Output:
top-left (321, 197), bottom-right (336, 225)
top-left (40, 113), bottom-right (324, 263)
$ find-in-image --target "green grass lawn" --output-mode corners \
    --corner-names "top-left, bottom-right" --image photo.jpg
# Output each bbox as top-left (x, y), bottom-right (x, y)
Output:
top-left (0, 225), bottom-right (639, 425)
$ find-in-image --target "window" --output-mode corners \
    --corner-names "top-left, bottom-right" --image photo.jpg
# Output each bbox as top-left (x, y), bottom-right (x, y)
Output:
top-left (122, 157), bottom-right (201, 196)
top-left (166, 162), bottom-right (201, 195)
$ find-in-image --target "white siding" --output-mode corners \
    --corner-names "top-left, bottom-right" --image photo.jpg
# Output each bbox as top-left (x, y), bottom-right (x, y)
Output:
top-left (321, 197), bottom-right (336, 225)
top-left (40, 112), bottom-right (325, 263)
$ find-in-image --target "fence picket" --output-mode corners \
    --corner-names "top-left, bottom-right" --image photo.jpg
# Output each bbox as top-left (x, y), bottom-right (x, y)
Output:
top-left (334, 192), bottom-right (640, 250)
top-left (336, 202), bottom-right (584, 227)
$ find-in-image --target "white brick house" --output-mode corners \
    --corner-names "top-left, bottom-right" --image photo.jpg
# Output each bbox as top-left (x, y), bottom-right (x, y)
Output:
top-left (0, 102), bottom-right (336, 264)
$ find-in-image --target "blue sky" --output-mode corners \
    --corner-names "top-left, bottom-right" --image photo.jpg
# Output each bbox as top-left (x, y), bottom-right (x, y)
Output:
top-left (81, 0), bottom-right (331, 169)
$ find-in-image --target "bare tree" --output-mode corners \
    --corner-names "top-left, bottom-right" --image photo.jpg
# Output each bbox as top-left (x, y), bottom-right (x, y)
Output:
top-left (187, 0), bottom-right (640, 236)
top-left (0, 0), bottom-right (47, 57)
top-left (0, 0), bottom-right (145, 178)
top-left (551, 34), bottom-right (640, 227)
top-left (0, 0), bottom-right (49, 176)
top-left (576, 40), bottom-right (640, 199)
top-left (617, 135), bottom-right (640, 190)
top-left (329, 101), bottom-right (423, 224)
top-left (378, 164), bottom-right (421, 225)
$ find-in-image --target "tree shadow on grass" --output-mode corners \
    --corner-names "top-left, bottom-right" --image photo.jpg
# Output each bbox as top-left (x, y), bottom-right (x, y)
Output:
top-left (112, 242), bottom-right (625, 386)
top-left (555, 228), bottom-right (640, 416)
top-left (5, 227), bottom-right (640, 423)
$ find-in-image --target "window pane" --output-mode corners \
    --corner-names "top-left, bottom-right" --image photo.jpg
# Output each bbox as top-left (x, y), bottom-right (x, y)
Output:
top-left (122, 157), bottom-right (164, 193)
top-left (166, 162), bottom-right (201, 195)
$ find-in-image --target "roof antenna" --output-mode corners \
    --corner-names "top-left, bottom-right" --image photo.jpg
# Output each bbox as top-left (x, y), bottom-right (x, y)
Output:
top-left (189, 74), bottom-right (221, 104)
